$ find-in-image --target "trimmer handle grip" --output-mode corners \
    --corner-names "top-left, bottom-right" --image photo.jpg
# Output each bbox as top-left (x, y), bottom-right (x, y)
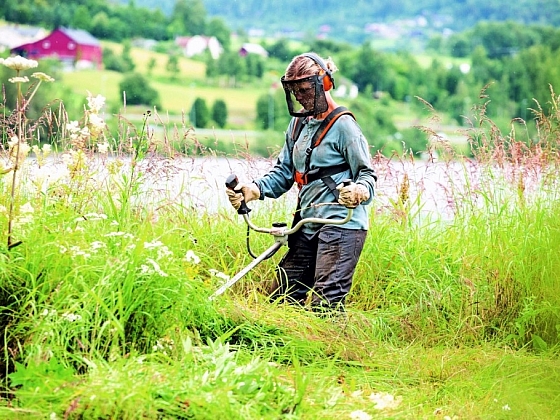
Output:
top-left (342, 179), bottom-right (353, 187)
top-left (225, 174), bottom-right (251, 215)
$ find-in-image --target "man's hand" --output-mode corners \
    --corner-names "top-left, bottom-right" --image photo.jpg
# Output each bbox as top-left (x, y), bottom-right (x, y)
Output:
top-left (225, 182), bottom-right (261, 210)
top-left (337, 182), bottom-right (370, 208)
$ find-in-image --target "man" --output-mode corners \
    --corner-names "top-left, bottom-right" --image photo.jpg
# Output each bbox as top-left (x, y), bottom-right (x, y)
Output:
top-left (227, 52), bottom-right (376, 312)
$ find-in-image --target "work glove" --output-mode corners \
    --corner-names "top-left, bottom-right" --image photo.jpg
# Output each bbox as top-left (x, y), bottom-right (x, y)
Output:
top-left (225, 182), bottom-right (261, 210)
top-left (337, 182), bottom-right (370, 208)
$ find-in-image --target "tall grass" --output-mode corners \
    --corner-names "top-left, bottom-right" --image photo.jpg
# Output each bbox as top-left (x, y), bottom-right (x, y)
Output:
top-left (0, 58), bottom-right (559, 418)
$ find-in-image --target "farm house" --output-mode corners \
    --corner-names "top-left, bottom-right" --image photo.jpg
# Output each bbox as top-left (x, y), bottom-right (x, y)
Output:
top-left (10, 27), bottom-right (102, 69)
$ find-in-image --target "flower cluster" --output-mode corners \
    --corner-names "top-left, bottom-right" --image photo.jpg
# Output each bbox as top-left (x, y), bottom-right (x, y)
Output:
top-left (32, 143), bottom-right (52, 168)
top-left (0, 56), bottom-right (55, 175)
top-left (65, 91), bottom-right (109, 153)
top-left (1, 56), bottom-right (38, 71)
top-left (7, 135), bottom-right (31, 164)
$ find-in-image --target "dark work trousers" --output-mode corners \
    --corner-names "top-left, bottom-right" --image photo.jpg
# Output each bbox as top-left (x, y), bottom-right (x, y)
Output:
top-left (271, 225), bottom-right (367, 311)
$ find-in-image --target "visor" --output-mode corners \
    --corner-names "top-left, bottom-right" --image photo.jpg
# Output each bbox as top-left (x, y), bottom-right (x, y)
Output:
top-left (281, 74), bottom-right (328, 117)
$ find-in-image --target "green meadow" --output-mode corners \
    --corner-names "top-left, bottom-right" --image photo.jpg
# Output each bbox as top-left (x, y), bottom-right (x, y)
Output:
top-left (0, 49), bottom-right (559, 420)
top-left (65, 42), bottom-right (269, 124)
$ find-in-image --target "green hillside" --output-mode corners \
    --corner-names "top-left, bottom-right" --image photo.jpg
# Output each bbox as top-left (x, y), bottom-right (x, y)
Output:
top-left (122, 0), bottom-right (560, 45)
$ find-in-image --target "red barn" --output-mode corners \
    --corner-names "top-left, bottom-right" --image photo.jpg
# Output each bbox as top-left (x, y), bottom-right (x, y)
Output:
top-left (11, 27), bottom-right (102, 69)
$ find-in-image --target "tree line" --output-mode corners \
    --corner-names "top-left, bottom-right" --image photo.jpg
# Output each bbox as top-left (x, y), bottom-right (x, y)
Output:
top-left (0, 0), bottom-right (229, 44)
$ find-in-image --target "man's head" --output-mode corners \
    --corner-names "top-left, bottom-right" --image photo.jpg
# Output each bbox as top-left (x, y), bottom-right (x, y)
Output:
top-left (281, 53), bottom-right (337, 117)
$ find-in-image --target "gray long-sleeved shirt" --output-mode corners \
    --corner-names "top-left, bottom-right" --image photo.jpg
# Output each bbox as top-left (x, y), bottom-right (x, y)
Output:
top-left (254, 114), bottom-right (377, 234)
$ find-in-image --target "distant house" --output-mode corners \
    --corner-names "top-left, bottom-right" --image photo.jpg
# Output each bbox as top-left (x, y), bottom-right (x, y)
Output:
top-left (239, 43), bottom-right (268, 58)
top-left (11, 27), bottom-right (102, 69)
top-left (175, 35), bottom-right (222, 59)
top-left (0, 25), bottom-right (48, 52)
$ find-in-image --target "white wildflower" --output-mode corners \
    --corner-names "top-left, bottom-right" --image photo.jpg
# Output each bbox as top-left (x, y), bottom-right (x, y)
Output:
top-left (144, 240), bottom-right (164, 249)
top-left (209, 269), bottom-right (230, 282)
top-left (88, 113), bottom-right (105, 136)
top-left (184, 250), bottom-right (200, 264)
top-left (97, 142), bottom-right (110, 154)
top-left (9, 76), bottom-right (29, 84)
top-left (0, 205), bottom-right (6, 213)
top-left (61, 312), bottom-right (82, 322)
top-left (80, 126), bottom-right (90, 137)
top-left (61, 152), bottom-right (74, 166)
top-left (8, 136), bottom-right (18, 148)
top-left (87, 92), bottom-right (106, 113)
top-left (104, 231), bottom-right (134, 239)
top-left (20, 202), bottom-right (34, 214)
top-left (3, 55), bottom-right (38, 71)
top-left (50, 412), bottom-right (58, 420)
top-left (369, 392), bottom-right (402, 410)
top-left (66, 121), bottom-right (80, 133)
top-left (13, 141), bottom-right (32, 160)
top-left (69, 246), bottom-right (91, 258)
top-left (157, 245), bottom-right (173, 260)
top-left (146, 258), bottom-right (168, 277)
top-left (502, 404), bottom-right (511, 411)
top-left (90, 241), bottom-right (106, 251)
top-left (31, 72), bottom-right (55, 82)
top-left (350, 410), bottom-right (372, 420)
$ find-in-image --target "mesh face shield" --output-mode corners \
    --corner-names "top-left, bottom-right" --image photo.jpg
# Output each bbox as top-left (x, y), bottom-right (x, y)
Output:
top-left (281, 74), bottom-right (329, 117)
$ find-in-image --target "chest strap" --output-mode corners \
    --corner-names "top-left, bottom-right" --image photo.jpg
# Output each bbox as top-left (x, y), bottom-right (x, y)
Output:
top-left (294, 162), bottom-right (350, 187)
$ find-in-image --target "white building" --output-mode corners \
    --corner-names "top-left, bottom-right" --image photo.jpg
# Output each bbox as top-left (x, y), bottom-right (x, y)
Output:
top-left (0, 24), bottom-right (47, 52)
top-left (238, 43), bottom-right (268, 58)
top-left (175, 35), bottom-right (222, 59)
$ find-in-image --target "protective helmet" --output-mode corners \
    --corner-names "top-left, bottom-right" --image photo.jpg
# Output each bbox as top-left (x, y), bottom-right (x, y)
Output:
top-left (281, 53), bottom-right (336, 117)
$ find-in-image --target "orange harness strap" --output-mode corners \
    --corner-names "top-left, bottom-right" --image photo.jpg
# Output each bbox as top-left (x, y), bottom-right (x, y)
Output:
top-left (293, 106), bottom-right (355, 189)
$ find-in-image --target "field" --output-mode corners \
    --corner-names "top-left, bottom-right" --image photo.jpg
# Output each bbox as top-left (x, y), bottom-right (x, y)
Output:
top-left (1, 46), bottom-right (559, 420)
top-left (60, 42), bottom-right (267, 125)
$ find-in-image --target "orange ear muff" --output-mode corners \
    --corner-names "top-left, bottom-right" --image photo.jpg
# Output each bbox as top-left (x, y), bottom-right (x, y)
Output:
top-left (320, 70), bottom-right (333, 91)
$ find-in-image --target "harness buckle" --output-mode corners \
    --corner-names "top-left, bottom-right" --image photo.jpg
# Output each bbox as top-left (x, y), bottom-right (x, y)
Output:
top-left (294, 171), bottom-right (307, 189)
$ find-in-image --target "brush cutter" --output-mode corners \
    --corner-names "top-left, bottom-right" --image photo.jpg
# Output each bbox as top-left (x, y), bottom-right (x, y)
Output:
top-left (209, 174), bottom-right (353, 300)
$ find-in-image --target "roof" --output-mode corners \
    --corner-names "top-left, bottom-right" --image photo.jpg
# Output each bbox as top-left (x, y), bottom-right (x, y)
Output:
top-left (0, 24), bottom-right (48, 49)
top-left (58, 27), bottom-right (100, 46)
top-left (240, 43), bottom-right (268, 57)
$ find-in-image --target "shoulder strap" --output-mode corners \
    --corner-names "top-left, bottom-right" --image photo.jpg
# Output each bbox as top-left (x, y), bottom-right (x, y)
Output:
top-left (290, 117), bottom-right (306, 143)
top-left (304, 106), bottom-right (355, 174)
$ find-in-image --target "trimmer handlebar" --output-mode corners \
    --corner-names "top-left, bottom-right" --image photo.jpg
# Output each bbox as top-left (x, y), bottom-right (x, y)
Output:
top-left (226, 174), bottom-right (354, 237)
top-left (211, 174), bottom-right (354, 300)
top-left (225, 174), bottom-right (252, 215)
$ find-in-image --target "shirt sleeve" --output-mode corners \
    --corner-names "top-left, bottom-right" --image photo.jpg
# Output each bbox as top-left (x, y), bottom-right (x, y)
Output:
top-left (339, 117), bottom-right (377, 204)
top-left (253, 120), bottom-right (297, 199)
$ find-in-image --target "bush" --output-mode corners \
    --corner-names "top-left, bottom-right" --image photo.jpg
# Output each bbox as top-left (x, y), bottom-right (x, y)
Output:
top-left (118, 73), bottom-right (161, 108)
top-left (102, 47), bottom-right (135, 73)
top-left (212, 99), bottom-right (228, 128)
top-left (190, 97), bottom-right (210, 128)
